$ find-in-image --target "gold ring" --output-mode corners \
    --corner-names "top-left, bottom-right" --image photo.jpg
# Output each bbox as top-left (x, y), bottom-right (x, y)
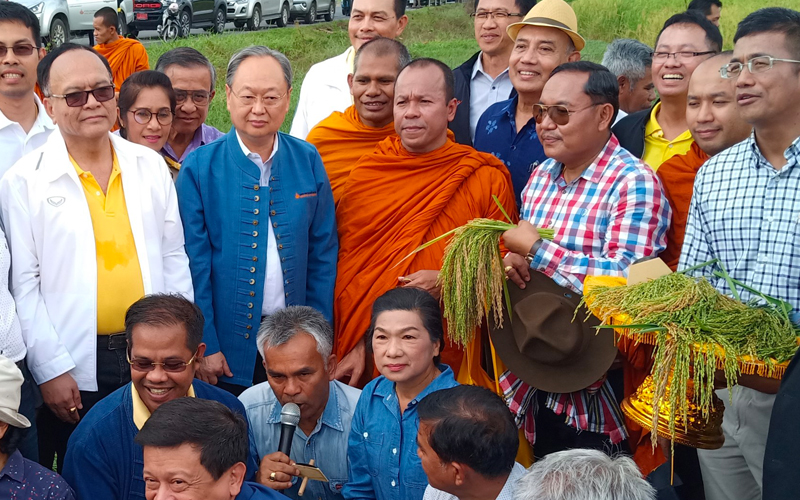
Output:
top-left (269, 472), bottom-right (277, 482)
top-left (504, 265), bottom-right (513, 273)
top-left (69, 407), bottom-right (77, 413)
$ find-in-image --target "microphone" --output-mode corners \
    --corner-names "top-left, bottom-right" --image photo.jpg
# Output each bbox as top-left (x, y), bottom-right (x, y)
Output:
top-left (278, 402), bottom-right (301, 457)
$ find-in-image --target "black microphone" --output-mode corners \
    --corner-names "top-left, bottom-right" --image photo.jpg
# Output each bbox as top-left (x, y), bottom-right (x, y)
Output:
top-left (278, 402), bottom-right (301, 457)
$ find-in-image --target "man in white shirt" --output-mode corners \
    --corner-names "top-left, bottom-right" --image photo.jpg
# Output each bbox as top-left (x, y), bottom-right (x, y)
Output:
top-left (0, 43), bottom-right (192, 471)
top-left (0, 2), bottom-right (55, 179)
top-left (289, 0), bottom-right (407, 139)
top-left (450, 0), bottom-right (535, 145)
top-left (601, 38), bottom-right (656, 124)
top-left (417, 386), bottom-right (526, 500)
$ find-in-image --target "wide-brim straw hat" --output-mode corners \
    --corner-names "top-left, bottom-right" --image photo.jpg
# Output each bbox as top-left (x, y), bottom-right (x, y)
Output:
top-left (489, 271), bottom-right (617, 393)
top-left (506, 0), bottom-right (586, 51)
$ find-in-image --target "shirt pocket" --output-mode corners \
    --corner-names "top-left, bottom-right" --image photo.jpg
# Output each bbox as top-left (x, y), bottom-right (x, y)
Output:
top-left (363, 432), bottom-right (384, 478)
top-left (403, 450), bottom-right (430, 488)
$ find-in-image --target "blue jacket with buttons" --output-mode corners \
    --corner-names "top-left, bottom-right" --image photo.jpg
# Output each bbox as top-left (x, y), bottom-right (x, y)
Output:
top-left (176, 130), bottom-right (337, 386)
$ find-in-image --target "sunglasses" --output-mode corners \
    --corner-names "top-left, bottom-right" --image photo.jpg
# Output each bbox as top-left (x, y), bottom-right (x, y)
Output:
top-left (532, 103), bottom-right (599, 126)
top-left (127, 349), bottom-right (198, 373)
top-left (49, 85), bottom-right (116, 107)
top-left (0, 44), bottom-right (39, 57)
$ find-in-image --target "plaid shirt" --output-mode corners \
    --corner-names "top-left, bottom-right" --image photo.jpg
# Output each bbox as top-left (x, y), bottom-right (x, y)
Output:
top-left (680, 134), bottom-right (800, 315)
top-left (521, 135), bottom-right (671, 294)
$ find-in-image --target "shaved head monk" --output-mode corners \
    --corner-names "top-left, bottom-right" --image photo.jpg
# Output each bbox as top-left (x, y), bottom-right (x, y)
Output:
top-left (93, 7), bottom-right (149, 93)
top-left (306, 38), bottom-right (411, 205)
top-left (333, 58), bottom-right (517, 386)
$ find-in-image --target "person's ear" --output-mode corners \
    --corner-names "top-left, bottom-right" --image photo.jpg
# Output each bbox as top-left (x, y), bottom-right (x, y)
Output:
top-left (452, 462), bottom-right (466, 486)
top-left (568, 50), bottom-right (581, 63)
top-left (327, 354), bottom-right (338, 381)
top-left (597, 103), bottom-right (614, 131)
top-left (617, 75), bottom-right (628, 93)
top-left (446, 98), bottom-right (458, 123)
top-left (0, 422), bottom-right (8, 440)
top-left (43, 96), bottom-right (57, 123)
top-left (195, 343), bottom-right (206, 361)
top-left (395, 15), bottom-right (409, 36)
top-left (348, 73), bottom-right (355, 95)
top-left (227, 462), bottom-right (247, 497)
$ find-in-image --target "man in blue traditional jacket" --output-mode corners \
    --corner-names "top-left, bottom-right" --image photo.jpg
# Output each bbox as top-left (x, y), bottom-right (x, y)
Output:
top-left (176, 45), bottom-right (338, 396)
top-left (62, 295), bottom-right (257, 500)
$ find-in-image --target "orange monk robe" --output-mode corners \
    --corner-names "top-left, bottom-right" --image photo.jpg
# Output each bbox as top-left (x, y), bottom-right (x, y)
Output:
top-left (657, 142), bottom-right (710, 271)
top-left (306, 105), bottom-right (396, 205)
top-left (94, 37), bottom-right (150, 92)
top-left (334, 135), bottom-right (517, 376)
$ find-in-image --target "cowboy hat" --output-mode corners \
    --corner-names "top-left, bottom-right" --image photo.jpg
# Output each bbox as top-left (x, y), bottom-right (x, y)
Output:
top-left (506, 0), bottom-right (586, 51)
top-left (0, 355), bottom-right (31, 429)
top-left (489, 271), bottom-right (617, 393)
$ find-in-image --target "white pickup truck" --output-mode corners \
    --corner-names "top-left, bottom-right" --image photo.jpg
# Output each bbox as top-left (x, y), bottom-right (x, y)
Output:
top-left (17, 0), bottom-right (136, 47)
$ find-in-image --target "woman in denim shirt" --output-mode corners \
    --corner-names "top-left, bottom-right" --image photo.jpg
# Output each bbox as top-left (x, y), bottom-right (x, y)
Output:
top-left (343, 288), bottom-right (459, 500)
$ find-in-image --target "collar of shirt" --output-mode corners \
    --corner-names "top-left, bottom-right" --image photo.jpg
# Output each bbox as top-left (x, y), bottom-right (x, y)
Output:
top-left (236, 131), bottom-right (279, 185)
top-left (0, 450), bottom-right (24, 484)
top-left (748, 132), bottom-right (800, 172)
top-left (471, 53), bottom-right (509, 82)
top-left (266, 380), bottom-right (345, 433)
top-left (161, 124), bottom-right (215, 162)
top-left (131, 382), bottom-right (196, 430)
top-left (542, 134), bottom-right (621, 186)
top-left (373, 364), bottom-right (456, 408)
top-left (0, 94), bottom-right (55, 133)
top-left (645, 102), bottom-right (692, 143)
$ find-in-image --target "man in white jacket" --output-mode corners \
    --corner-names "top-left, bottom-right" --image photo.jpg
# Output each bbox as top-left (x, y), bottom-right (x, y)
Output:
top-left (289, 0), bottom-right (408, 139)
top-left (0, 43), bottom-right (193, 472)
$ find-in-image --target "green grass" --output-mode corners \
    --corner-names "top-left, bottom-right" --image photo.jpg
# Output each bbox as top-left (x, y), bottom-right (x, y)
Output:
top-left (144, 0), bottom-right (784, 132)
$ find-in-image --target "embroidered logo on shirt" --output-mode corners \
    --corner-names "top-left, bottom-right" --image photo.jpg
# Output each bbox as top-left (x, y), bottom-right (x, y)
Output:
top-left (295, 192), bottom-right (317, 199)
top-left (47, 196), bottom-right (65, 207)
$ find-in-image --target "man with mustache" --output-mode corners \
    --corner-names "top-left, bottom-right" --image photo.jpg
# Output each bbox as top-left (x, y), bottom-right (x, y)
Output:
top-left (613, 11), bottom-right (721, 170)
top-left (306, 38), bottom-right (410, 205)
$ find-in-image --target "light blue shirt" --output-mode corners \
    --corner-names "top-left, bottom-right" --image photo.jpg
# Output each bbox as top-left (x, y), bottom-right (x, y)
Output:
top-left (239, 380), bottom-right (361, 500)
top-left (342, 365), bottom-right (459, 500)
top-left (469, 55), bottom-right (512, 142)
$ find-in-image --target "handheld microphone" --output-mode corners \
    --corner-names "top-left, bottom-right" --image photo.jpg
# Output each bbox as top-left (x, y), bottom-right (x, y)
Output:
top-left (278, 402), bottom-right (301, 457)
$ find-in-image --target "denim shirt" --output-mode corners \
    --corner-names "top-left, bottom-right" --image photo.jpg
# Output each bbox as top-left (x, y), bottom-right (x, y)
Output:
top-left (239, 380), bottom-right (362, 500)
top-left (342, 365), bottom-right (459, 500)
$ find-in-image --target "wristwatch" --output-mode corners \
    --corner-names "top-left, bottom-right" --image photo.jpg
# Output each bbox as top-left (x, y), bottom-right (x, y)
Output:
top-left (525, 238), bottom-right (543, 265)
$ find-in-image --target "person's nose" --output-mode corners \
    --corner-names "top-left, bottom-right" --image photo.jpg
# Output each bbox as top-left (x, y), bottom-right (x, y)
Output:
top-left (145, 364), bottom-right (169, 384)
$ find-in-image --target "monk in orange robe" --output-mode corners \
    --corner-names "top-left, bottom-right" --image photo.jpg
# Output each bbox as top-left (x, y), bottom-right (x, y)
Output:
top-left (93, 7), bottom-right (149, 92)
top-left (307, 38), bottom-right (409, 205)
top-left (333, 58), bottom-right (517, 387)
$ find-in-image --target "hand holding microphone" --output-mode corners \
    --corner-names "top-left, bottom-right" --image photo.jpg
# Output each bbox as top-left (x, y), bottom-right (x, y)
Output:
top-left (258, 403), bottom-right (301, 491)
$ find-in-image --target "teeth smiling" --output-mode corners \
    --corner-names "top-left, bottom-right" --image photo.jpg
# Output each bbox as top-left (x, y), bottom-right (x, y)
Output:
top-left (2, 73), bottom-right (22, 79)
top-left (520, 71), bottom-right (536, 76)
top-left (663, 74), bottom-right (683, 80)
top-left (149, 388), bottom-right (169, 395)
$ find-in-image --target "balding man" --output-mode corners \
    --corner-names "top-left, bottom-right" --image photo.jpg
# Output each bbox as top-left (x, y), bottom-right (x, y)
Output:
top-left (657, 52), bottom-right (751, 270)
top-left (290, 0), bottom-right (408, 138)
top-left (333, 58), bottom-right (516, 387)
top-left (306, 38), bottom-right (410, 205)
top-left (92, 7), bottom-right (149, 93)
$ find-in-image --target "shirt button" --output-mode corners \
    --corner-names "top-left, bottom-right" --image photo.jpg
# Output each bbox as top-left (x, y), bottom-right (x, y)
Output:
top-left (253, 220), bottom-right (258, 226)
top-left (392, 448), bottom-right (397, 454)
top-left (249, 291), bottom-right (255, 296)
top-left (245, 332), bottom-right (250, 338)
top-left (271, 210), bottom-right (276, 216)
top-left (276, 234), bottom-right (281, 240)
top-left (668, 144), bottom-right (673, 148)
top-left (247, 303), bottom-right (253, 309)
top-left (254, 185), bottom-right (260, 190)
top-left (250, 267), bottom-right (256, 273)
top-left (278, 244), bottom-right (283, 250)
top-left (271, 176), bottom-right (275, 182)
top-left (95, 191), bottom-right (101, 196)
top-left (270, 200), bottom-right (274, 205)
top-left (252, 231), bottom-right (258, 237)
top-left (391, 480), bottom-right (396, 487)
top-left (254, 196), bottom-right (260, 202)
top-left (247, 313), bottom-right (253, 319)
top-left (363, 432), bottom-right (368, 438)
top-left (249, 279), bottom-right (255, 285)
top-left (269, 187), bottom-right (273, 192)
top-left (273, 222), bottom-right (278, 228)
top-left (254, 209), bottom-right (260, 215)
top-left (252, 256), bottom-right (257, 261)
top-left (284, 279), bottom-right (289, 284)
top-left (252, 243), bottom-right (257, 249)
top-left (285, 292), bottom-right (289, 297)
top-left (246, 325), bottom-right (252, 330)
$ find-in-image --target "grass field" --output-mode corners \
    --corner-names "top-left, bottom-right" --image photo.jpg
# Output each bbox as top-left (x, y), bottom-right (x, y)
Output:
top-left (144, 0), bottom-right (786, 132)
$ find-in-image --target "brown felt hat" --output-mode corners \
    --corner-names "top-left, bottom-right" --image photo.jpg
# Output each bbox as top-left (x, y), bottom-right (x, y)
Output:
top-left (506, 0), bottom-right (586, 51)
top-left (489, 271), bottom-right (617, 393)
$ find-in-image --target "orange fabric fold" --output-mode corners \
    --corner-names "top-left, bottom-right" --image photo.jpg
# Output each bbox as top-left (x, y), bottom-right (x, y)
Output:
top-left (656, 142), bottom-right (709, 271)
top-left (94, 37), bottom-right (150, 91)
top-left (306, 105), bottom-right (396, 205)
top-left (334, 136), bottom-right (517, 373)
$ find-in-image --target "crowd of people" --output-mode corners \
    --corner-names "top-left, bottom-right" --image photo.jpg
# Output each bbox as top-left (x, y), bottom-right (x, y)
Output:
top-left (0, 0), bottom-right (799, 498)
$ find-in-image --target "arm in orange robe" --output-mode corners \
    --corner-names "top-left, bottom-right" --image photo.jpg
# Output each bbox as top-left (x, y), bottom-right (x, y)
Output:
top-left (333, 136), bottom-right (516, 370)
top-left (306, 105), bottom-right (396, 206)
top-left (656, 142), bottom-right (709, 271)
top-left (94, 37), bottom-right (150, 91)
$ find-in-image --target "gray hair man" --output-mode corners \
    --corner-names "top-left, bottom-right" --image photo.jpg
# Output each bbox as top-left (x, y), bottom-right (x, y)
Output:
top-left (238, 306), bottom-right (360, 500)
top-left (513, 449), bottom-right (656, 500)
top-left (601, 39), bottom-right (656, 123)
top-left (176, 46), bottom-right (338, 396)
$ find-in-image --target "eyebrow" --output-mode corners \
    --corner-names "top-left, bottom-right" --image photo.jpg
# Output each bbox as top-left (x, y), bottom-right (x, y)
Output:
top-left (731, 52), bottom-right (770, 63)
top-left (373, 326), bottom-right (421, 334)
top-left (62, 81), bottom-right (113, 93)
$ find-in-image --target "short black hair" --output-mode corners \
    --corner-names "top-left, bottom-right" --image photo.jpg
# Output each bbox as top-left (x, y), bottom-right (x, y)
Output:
top-left (0, 1), bottom-right (41, 45)
top-left (37, 43), bottom-right (113, 96)
top-left (398, 58), bottom-right (455, 101)
top-left (94, 6), bottom-right (119, 30)
top-left (0, 425), bottom-right (25, 456)
top-left (125, 294), bottom-right (204, 352)
top-left (354, 37), bottom-right (411, 74)
top-left (366, 287), bottom-right (445, 365)
top-left (473, 0), bottom-right (536, 16)
top-left (135, 398), bottom-right (248, 480)
top-left (687, 0), bottom-right (722, 17)
top-left (417, 385), bottom-right (518, 478)
top-left (155, 47), bottom-right (217, 91)
top-left (393, 0), bottom-right (405, 18)
top-left (118, 71), bottom-right (177, 139)
top-left (734, 8), bottom-right (800, 61)
top-left (550, 61), bottom-right (620, 126)
top-left (656, 10), bottom-right (722, 53)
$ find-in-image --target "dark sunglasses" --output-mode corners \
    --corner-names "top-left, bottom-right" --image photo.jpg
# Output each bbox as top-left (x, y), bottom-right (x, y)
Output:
top-left (532, 103), bottom-right (599, 126)
top-left (49, 85), bottom-right (116, 107)
top-left (0, 44), bottom-right (38, 57)
top-left (127, 349), bottom-right (198, 373)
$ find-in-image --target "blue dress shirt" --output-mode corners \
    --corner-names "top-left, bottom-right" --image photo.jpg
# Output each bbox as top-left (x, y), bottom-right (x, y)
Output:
top-left (0, 450), bottom-right (75, 499)
top-left (342, 365), bottom-right (459, 500)
top-left (239, 380), bottom-right (362, 500)
top-left (473, 96), bottom-right (548, 210)
top-left (236, 481), bottom-right (286, 499)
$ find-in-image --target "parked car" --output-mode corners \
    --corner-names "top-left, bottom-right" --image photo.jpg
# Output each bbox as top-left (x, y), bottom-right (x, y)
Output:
top-left (289, 0), bottom-right (332, 24)
top-left (133, 0), bottom-right (226, 36)
top-left (228, 0), bottom-right (290, 30)
top-left (18, 0), bottom-right (134, 47)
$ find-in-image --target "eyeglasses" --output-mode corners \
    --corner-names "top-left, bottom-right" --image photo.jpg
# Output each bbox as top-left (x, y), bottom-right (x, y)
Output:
top-left (129, 108), bottom-right (174, 126)
top-left (720, 55), bottom-right (800, 79)
top-left (49, 85), bottom-right (116, 107)
top-left (127, 349), bottom-right (198, 373)
top-left (0, 44), bottom-right (39, 57)
top-left (230, 89), bottom-right (288, 108)
top-left (653, 51), bottom-right (716, 62)
top-left (470, 11), bottom-right (523, 20)
top-left (532, 103), bottom-right (599, 126)
top-left (174, 88), bottom-right (212, 106)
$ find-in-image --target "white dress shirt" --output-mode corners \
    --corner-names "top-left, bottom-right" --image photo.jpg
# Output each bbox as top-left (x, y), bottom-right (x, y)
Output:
top-left (0, 95), bottom-right (56, 180)
top-left (236, 132), bottom-right (286, 316)
top-left (0, 224), bottom-right (24, 363)
top-left (423, 462), bottom-right (527, 500)
top-left (469, 54), bottom-right (513, 141)
top-left (614, 108), bottom-right (629, 125)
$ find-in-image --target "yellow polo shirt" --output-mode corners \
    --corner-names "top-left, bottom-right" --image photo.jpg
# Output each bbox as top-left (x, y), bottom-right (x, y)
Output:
top-left (132, 383), bottom-right (196, 430)
top-left (642, 102), bottom-right (694, 171)
top-left (70, 149), bottom-right (145, 335)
